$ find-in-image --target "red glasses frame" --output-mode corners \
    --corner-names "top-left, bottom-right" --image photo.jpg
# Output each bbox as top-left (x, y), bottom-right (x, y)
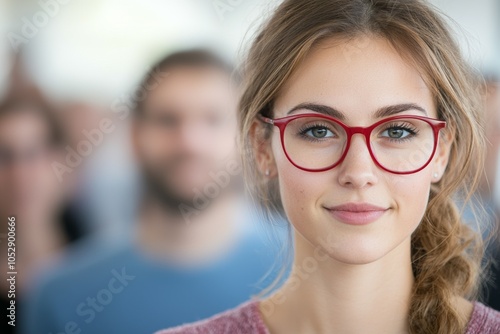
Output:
top-left (258, 113), bottom-right (447, 174)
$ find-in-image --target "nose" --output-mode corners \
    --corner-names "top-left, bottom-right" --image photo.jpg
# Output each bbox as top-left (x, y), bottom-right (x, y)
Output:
top-left (177, 121), bottom-right (210, 154)
top-left (337, 134), bottom-right (378, 188)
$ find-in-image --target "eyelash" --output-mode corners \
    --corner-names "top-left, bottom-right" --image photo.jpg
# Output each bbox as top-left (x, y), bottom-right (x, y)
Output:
top-left (297, 122), bottom-right (335, 142)
top-left (296, 121), bottom-right (419, 141)
top-left (380, 122), bottom-right (419, 142)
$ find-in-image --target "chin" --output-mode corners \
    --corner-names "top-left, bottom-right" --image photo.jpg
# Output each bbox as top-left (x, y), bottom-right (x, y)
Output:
top-left (330, 248), bottom-right (390, 265)
top-left (316, 232), bottom-right (396, 265)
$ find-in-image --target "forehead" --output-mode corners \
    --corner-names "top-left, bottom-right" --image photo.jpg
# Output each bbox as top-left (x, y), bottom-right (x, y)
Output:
top-left (274, 36), bottom-right (436, 122)
top-left (144, 66), bottom-right (236, 108)
top-left (0, 111), bottom-right (50, 148)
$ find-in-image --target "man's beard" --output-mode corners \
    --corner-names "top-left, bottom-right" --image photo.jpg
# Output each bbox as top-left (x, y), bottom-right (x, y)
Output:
top-left (143, 168), bottom-right (199, 212)
top-left (140, 154), bottom-right (240, 214)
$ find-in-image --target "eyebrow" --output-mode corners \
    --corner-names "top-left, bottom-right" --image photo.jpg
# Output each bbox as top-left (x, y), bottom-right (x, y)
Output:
top-left (286, 102), bottom-right (428, 120)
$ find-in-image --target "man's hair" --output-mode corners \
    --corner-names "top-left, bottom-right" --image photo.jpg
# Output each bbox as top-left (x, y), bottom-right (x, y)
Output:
top-left (133, 49), bottom-right (236, 117)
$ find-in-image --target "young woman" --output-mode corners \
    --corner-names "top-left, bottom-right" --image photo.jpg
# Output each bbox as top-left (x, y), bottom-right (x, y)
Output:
top-left (157, 0), bottom-right (500, 333)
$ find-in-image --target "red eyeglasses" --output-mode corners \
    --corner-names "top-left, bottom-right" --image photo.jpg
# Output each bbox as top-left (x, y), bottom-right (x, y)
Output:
top-left (258, 113), bottom-right (446, 174)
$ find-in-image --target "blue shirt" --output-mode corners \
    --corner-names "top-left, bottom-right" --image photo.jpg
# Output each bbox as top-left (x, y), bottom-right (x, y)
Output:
top-left (21, 208), bottom-right (290, 334)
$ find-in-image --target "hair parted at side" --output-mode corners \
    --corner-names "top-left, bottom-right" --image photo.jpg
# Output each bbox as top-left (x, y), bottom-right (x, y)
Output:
top-left (238, 1), bottom-right (487, 333)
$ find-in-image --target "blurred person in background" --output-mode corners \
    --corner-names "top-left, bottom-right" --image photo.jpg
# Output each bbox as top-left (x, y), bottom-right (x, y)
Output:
top-left (21, 49), bottom-right (285, 334)
top-left (53, 100), bottom-right (126, 238)
top-left (2, 50), bottom-right (90, 244)
top-left (480, 77), bottom-right (500, 310)
top-left (0, 98), bottom-right (73, 334)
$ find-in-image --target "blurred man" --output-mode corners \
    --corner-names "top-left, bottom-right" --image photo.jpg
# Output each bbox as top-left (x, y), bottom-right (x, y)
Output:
top-left (22, 50), bottom-right (284, 334)
top-left (0, 99), bottom-right (70, 334)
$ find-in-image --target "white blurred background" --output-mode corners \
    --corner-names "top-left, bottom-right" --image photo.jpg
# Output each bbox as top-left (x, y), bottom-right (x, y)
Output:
top-left (0, 0), bottom-right (280, 101)
top-left (0, 0), bottom-right (498, 102)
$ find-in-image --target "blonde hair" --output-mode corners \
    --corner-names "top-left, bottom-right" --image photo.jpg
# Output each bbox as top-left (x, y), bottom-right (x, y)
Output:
top-left (239, 0), bottom-right (487, 333)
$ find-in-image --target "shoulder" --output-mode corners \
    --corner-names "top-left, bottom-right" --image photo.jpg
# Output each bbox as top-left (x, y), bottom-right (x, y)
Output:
top-left (26, 237), bottom-right (132, 297)
top-left (465, 302), bottom-right (500, 334)
top-left (155, 299), bottom-right (268, 334)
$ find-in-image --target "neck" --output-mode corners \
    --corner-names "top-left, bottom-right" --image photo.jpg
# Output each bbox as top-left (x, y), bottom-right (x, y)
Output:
top-left (261, 231), bottom-right (414, 334)
top-left (135, 190), bottom-right (242, 266)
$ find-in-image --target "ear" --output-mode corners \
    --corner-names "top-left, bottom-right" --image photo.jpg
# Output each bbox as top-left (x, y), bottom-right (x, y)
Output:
top-left (432, 128), bottom-right (453, 183)
top-left (249, 119), bottom-right (277, 177)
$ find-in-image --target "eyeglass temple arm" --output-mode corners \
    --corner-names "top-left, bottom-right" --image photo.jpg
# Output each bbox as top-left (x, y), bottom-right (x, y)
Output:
top-left (257, 113), bottom-right (274, 125)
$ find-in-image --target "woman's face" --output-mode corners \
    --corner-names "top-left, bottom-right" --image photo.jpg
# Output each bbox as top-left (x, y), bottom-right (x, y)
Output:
top-left (268, 36), bottom-right (451, 264)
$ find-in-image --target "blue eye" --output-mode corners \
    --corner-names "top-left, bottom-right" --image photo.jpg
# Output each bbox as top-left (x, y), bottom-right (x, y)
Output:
top-left (305, 126), bottom-right (334, 139)
top-left (382, 128), bottom-right (410, 139)
top-left (379, 123), bottom-right (418, 141)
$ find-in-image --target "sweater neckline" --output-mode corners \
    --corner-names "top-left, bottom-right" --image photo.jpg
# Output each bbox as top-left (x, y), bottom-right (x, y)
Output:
top-left (248, 299), bottom-right (484, 334)
top-left (247, 299), bottom-right (271, 334)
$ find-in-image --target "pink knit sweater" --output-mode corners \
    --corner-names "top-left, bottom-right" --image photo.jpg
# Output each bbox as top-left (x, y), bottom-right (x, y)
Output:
top-left (156, 299), bottom-right (500, 334)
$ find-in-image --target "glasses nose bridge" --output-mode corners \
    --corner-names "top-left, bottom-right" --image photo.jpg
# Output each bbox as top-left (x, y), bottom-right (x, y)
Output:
top-left (342, 125), bottom-right (376, 169)
top-left (346, 126), bottom-right (372, 147)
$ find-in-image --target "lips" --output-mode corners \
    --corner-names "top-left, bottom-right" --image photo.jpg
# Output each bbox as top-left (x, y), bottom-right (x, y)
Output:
top-left (324, 203), bottom-right (389, 225)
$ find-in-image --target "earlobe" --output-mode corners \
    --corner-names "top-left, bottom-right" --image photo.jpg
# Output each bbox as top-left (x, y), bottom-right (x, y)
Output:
top-left (432, 172), bottom-right (441, 182)
top-left (432, 129), bottom-right (453, 183)
top-left (249, 120), bottom-right (276, 177)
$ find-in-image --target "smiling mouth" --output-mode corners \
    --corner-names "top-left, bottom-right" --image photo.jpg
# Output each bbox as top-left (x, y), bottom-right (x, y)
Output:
top-left (324, 203), bottom-right (389, 225)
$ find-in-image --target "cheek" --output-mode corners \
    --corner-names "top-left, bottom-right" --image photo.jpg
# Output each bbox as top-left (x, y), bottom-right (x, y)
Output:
top-left (212, 127), bottom-right (238, 161)
top-left (388, 171), bottom-right (432, 231)
top-left (272, 136), bottom-right (330, 226)
top-left (138, 131), bottom-right (172, 162)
